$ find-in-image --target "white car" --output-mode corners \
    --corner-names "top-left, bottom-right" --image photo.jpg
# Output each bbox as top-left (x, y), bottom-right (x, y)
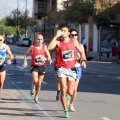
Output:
top-left (16, 38), bottom-right (30, 46)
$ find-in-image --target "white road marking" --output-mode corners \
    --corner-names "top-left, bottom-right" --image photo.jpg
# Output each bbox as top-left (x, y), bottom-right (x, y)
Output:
top-left (16, 65), bottom-right (24, 69)
top-left (24, 73), bottom-right (31, 76)
top-left (24, 73), bottom-right (47, 84)
top-left (42, 81), bottom-right (47, 84)
top-left (97, 75), bottom-right (108, 77)
top-left (6, 74), bottom-right (12, 75)
top-left (117, 77), bottom-right (120, 79)
top-left (101, 117), bottom-right (111, 120)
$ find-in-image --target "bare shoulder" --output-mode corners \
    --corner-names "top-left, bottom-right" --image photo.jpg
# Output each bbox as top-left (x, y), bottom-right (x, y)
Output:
top-left (44, 44), bottom-right (48, 50)
top-left (79, 44), bottom-right (84, 47)
top-left (5, 44), bottom-right (10, 49)
top-left (73, 38), bottom-right (78, 46)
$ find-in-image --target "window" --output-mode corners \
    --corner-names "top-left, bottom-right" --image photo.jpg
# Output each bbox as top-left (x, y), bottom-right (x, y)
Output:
top-left (38, 0), bottom-right (48, 2)
top-left (38, 3), bottom-right (47, 13)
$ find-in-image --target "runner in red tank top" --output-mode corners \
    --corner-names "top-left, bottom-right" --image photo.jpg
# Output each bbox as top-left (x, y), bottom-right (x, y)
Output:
top-left (22, 34), bottom-right (52, 103)
top-left (53, 47), bottom-right (61, 101)
top-left (58, 38), bottom-right (76, 68)
top-left (31, 44), bottom-right (46, 66)
top-left (48, 26), bottom-right (86, 118)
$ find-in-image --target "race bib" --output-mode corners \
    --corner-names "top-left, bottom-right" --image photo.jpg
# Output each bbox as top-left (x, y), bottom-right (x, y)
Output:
top-left (62, 50), bottom-right (74, 61)
top-left (34, 55), bottom-right (42, 65)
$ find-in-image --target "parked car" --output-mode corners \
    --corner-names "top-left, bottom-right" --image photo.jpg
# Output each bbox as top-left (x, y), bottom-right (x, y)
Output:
top-left (16, 38), bottom-right (30, 46)
top-left (6, 37), bottom-right (13, 44)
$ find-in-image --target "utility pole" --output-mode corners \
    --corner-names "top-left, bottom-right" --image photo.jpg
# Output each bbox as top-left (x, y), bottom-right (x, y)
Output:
top-left (17, 0), bottom-right (19, 42)
top-left (25, 0), bottom-right (27, 37)
top-left (66, 0), bottom-right (68, 26)
top-left (64, 0), bottom-right (69, 26)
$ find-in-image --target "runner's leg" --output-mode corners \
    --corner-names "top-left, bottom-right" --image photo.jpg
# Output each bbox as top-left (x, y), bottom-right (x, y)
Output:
top-left (0, 71), bottom-right (6, 91)
top-left (60, 77), bottom-right (67, 110)
top-left (56, 77), bottom-right (61, 101)
top-left (35, 75), bottom-right (44, 97)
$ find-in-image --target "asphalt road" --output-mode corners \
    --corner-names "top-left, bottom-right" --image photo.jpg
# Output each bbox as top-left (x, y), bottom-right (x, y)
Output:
top-left (0, 44), bottom-right (120, 120)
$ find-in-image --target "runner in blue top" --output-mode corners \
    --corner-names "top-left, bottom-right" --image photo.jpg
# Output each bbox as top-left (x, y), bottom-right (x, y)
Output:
top-left (68, 29), bottom-right (86, 112)
top-left (0, 34), bottom-right (13, 100)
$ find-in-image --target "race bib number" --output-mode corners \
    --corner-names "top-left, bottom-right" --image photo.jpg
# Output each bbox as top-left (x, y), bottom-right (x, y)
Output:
top-left (34, 55), bottom-right (42, 65)
top-left (62, 50), bottom-right (74, 61)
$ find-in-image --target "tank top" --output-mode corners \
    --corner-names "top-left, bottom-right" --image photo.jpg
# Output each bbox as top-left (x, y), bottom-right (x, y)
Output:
top-left (58, 38), bottom-right (76, 68)
top-left (54, 48), bottom-right (61, 68)
top-left (0, 43), bottom-right (6, 66)
top-left (31, 44), bottom-right (46, 66)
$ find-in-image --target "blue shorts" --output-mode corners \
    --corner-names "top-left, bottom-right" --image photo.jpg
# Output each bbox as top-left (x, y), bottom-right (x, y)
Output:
top-left (75, 66), bottom-right (82, 80)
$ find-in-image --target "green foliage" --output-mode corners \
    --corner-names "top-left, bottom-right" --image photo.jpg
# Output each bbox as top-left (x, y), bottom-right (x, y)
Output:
top-left (94, 0), bottom-right (120, 28)
top-left (0, 19), bottom-right (16, 35)
top-left (1, 9), bottom-right (37, 36)
top-left (64, 0), bottom-right (94, 24)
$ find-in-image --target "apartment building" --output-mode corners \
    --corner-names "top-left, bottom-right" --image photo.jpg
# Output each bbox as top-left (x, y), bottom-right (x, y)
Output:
top-left (33, 0), bottom-right (68, 19)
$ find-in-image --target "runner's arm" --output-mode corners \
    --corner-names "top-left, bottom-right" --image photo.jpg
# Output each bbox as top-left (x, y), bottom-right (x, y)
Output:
top-left (74, 39), bottom-right (86, 68)
top-left (48, 30), bottom-right (63, 50)
top-left (45, 45), bottom-right (52, 65)
top-left (47, 36), bottom-right (58, 50)
top-left (22, 46), bottom-right (32, 68)
top-left (23, 46), bottom-right (32, 62)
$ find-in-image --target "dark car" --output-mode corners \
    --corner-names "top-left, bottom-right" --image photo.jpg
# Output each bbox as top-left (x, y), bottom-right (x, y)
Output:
top-left (16, 38), bottom-right (30, 46)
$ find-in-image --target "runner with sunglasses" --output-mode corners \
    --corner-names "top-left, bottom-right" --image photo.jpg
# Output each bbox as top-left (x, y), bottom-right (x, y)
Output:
top-left (22, 34), bottom-right (52, 104)
top-left (0, 34), bottom-right (13, 100)
top-left (68, 29), bottom-right (86, 112)
top-left (48, 27), bottom-right (86, 118)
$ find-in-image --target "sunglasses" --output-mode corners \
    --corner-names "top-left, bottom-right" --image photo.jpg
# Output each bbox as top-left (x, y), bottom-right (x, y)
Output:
top-left (37, 39), bottom-right (43, 40)
top-left (71, 34), bottom-right (78, 37)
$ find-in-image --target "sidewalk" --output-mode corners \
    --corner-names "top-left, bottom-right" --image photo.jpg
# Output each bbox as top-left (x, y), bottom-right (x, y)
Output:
top-left (91, 52), bottom-right (113, 62)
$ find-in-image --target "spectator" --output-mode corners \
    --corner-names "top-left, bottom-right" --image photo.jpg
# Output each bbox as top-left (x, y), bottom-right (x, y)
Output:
top-left (112, 42), bottom-right (119, 64)
top-left (82, 37), bottom-right (87, 57)
top-left (87, 48), bottom-right (94, 61)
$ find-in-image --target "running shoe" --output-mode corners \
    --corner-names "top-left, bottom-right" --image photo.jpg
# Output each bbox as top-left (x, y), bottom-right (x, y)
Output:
top-left (69, 104), bottom-right (75, 112)
top-left (63, 110), bottom-right (69, 118)
top-left (34, 97), bottom-right (39, 104)
top-left (66, 94), bottom-right (71, 106)
top-left (56, 92), bottom-right (61, 101)
top-left (30, 88), bottom-right (35, 96)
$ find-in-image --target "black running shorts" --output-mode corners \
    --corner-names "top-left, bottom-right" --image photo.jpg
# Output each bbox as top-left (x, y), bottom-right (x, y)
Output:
top-left (31, 65), bottom-right (45, 75)
top-left (0, 65), bottom-right (6, 72)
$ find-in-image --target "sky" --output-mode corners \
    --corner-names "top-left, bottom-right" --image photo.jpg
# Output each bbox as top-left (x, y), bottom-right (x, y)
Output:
top-left (0, 0), bottom-right (33, 19)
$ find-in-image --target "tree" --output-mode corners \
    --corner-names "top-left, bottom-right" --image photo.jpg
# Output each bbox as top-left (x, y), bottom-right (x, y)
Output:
top-left (5, 9), bottom-right (38, 36)
top-left (67, 0), bottom-right (94, 24)
top-left (45, 0), bottom-right (95, 27)
top-left (0, 19), bottom-right (16, 35)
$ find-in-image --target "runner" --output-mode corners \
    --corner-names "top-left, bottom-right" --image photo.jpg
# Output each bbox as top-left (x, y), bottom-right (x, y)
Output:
top-left (48, 26), bottom-right (86, 118)
top-left (68, 29), bottom-right (86, 112)
top-left (51, 47), bottom-right (61, 101)
top-left (22, 34), bottom-right (52, 104)
top-left (0, 34), bottom-right (13, 100)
